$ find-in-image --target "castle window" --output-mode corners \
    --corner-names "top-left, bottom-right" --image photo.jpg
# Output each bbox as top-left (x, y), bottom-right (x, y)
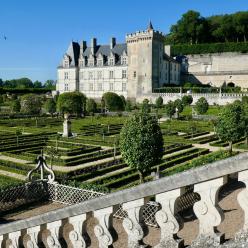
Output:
top-left (122, 70), bottom-right (127, 79)
top-left (89, 83), bottom-right (93, 91)
top-left (97, 71), bottom-right (102, 79)
top-left (122, 83), bottom-right (126, 92)
top-left (133, 71), bottom-right (136, 78)
top-left (88, 59), bottom-right (94, 67)
top-left (89, 72), bottom-right (93, 80)
top-left (97, 59), bottom-right (103, 66)
top-left (109, 83), bottom-right (114, 91)
top-left (64, 72), bottom-right (69, 80)
top-left (109, 71), bottom-right (114, 79)
top-left (64, 61), bottom-right (69, 68)
top-left (122, 57), bottom-right (127, 65)
top-left (64, 83), bottom-right (69, 91)
top-left (109, 58), bottom-right (114, 66)
top-left (97, 83), bottom-right (103, 91)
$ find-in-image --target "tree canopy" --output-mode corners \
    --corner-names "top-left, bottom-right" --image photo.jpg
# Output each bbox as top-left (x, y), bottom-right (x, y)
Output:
top-left (20, 94), bottom-right (42, 114)
top-left (166, 10), bottom-right (248, 44)
top-left (56, 92), bottom-right (86, 116)
top-left (119, 113), bottom-right (164, 183)
top-left (216, 103), bottom-right (244, 153)
top-left (195, 97), bottom-right (209, 115)
top-left (102, 92), bottom-right (124, 112)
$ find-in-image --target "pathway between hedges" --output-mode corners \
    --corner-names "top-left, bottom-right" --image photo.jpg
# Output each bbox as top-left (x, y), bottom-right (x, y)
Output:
top-left (0, 154), bottom-right (122, 173)
top-left (0, 169), bottom-right (26, 181)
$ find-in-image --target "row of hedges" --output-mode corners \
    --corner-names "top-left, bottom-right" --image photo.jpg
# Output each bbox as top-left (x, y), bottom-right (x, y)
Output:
top-left (210, 137), bottom-right (245, 147)
top-left (91, 148), bottom-right (207, 188)
top-left (193, 135), bottom-right (218, 144)
top-left (102, 148), bottom-right (209, 190)
top-left (171, 42), bottom-right (248, 56)
top-left (0, 175), bottom-right (23, 192)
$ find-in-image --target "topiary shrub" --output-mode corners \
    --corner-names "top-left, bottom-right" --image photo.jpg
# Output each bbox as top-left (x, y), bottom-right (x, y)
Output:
top-left (102, 92), bottom-right (124, 112)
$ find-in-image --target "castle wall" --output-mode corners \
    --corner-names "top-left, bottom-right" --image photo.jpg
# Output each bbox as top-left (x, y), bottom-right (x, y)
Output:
top-left (185, 52), bottom-right (248, 88)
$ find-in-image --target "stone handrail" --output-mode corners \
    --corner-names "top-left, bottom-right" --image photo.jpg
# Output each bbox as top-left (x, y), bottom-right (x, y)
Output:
top-left (1, 152), bottom-right (248, 247)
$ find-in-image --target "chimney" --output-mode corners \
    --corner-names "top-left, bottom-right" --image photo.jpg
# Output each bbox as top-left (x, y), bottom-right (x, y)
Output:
top-left (91, 38), bottom-right (97, 54)
top-left (164, 45), bottom-right (171, 56)
top-left (110, 37), bottom-right (116, 49)
top-left (80, 41), bottom-right (87, 54)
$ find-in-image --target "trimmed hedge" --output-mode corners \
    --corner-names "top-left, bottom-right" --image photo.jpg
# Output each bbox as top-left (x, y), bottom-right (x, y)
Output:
top-left (171, 42), bottom-right (248, 56)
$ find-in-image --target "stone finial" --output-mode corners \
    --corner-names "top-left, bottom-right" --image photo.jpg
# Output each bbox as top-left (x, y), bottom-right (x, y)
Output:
top-left (27, 151), bottom-right (55, 182)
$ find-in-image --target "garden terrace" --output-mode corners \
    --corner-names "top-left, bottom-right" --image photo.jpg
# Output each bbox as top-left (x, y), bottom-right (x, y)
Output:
top-left (80, 123), bottom-right (123, 136)
top-left (1, 152), bottom-right (248, 247)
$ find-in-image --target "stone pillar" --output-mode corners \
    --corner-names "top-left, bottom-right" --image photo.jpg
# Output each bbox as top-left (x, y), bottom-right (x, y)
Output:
top-left (155, 188), bottom-right (185, 248)
top-left (8, 231), bottom-right (21, 248)
top-left (122, 198), bottom-right (146, 248)
top-left (192, 177), bottom-right (226, 246)
top-left (68, 214), bottom-right (87, 248)
top-left (26, 226), bottom-right (40, 248)
top-left (0, 236), bottom-right (3, 247)
top-left (238, 170), bottom-right (248, 231)
top-left (94, 207), bottom-right (114, 248)
top-left (63, 114), bottom-right (72, 138)
top-left (46, 221), bottom-right (62, 248)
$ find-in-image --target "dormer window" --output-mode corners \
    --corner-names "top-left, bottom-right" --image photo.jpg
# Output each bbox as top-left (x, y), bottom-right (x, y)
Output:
top-left (88, 59), bottom-right (94, 67)
top-left (122, 57), bottom-right (127, 65)
top-left (64, 61), bottom-right (69, 68)
top-left (109, 58), bottom-right (114, 66)
top-left (97, 59), bottom-right (103, 66)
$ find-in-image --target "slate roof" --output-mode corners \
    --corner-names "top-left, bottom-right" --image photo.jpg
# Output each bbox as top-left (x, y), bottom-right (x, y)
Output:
top-left (59, 41), bottom-right (127, 68)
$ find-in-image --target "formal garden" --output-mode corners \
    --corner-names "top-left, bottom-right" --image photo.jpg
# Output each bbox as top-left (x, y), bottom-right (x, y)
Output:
top-left (1, 90), bottom-right (248, 194)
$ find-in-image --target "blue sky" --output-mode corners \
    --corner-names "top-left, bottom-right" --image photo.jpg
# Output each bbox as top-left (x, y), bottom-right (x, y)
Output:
top-left (0, 0), bottom-right (247, 83)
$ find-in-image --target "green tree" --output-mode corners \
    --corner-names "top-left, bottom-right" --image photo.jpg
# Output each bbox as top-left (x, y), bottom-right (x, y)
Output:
top-left (33, 81), bottom-right (42, 88)
top-left (102, 92), bottom-right (124, 112)
top-left (195, 97), bottom-right (209, 115)
top-left (120, 95), bottom-right (126, 107)
top-left (56, 92), bottom-right (86, 116)
top-left (0, 95), bottom-right (3, 104)
top-left (44, 80), bottom-right (56, 89)
top-left (20, 94), bottom-right (42, 114)
top-left (119, 113), bottom-right (164, 183)
top-left (182, 95), bottom-right (193, 106)
top-left (165, 101), bottom-right (175, 119)
top-left (11, 99), bottom-right (21, 113)
top-left (174, 99), bottom-right (184, 118)
top-left (155, 96), bottom-right (163, 108)
top-left (86, 98), bottom-right (97, 115)
top-left (242, 96), bottom-right (248, 105)
top-left (125, 100), bottom-right (132, 112)
top-left (242, 103), bottom-right (248, 146)
top-left (216, 103), bottom-right (244, 154)
top-left (44, 98), bottom-right (56, 116)
top-left (141, 99), bottom-right (151, 113)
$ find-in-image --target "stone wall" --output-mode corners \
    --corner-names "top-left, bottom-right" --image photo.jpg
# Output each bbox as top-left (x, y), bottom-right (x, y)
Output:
top-left (185, 52), bottom-right (248, 88)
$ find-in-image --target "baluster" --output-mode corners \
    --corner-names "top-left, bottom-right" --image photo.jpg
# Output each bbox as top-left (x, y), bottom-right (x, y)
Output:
top-left (122, 198), bottom-right (147, 248)
top-left (46, 221), bottom-right (62, 248)
top-left (0, 235), bottom-right (3, 247)
top-left (68, 214), bottom-right (87, 248)
top-left (237, 169), bottom-right (248, 231)
top-left (8, 231), bottom-right (21, 248)
top-left (26, 226), bottom-right (40, 248)
top-left (155, 188), bottom-right (185, 248)
top-left (192, 177), bottom-right (226, 246)
top-left (94, 207), bottom-right (113, 248)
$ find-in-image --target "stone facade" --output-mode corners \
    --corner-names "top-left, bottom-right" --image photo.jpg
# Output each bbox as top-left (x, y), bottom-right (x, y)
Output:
top-left (183, 52), bottom-right (248, 88)
top-left (56, 22), bottom-right (181, 101)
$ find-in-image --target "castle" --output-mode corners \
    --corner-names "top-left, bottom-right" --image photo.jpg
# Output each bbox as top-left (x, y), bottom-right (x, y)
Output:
top-left (56, 22), bottom-right (181, 100)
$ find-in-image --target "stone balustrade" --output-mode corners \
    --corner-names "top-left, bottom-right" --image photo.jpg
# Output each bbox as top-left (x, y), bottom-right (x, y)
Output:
top-left (2, 153), bottom-right (248, 247)
top-left (137, 92), bottom-right (248, 105)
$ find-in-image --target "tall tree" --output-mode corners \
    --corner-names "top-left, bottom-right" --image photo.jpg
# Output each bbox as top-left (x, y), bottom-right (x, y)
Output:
top-left (216, 103), bottom-right (244, 154)
top-left (119, 113), bottom-right (164, 183)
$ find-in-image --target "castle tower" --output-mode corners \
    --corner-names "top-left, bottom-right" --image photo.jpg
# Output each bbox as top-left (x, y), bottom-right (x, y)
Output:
top-left (126, 21), bottom-right (165, 100)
